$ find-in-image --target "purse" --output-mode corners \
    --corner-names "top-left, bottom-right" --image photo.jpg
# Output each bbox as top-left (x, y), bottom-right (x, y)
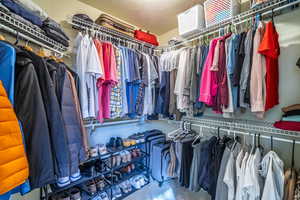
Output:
top-left (134, 29), bottom-right (159, 46)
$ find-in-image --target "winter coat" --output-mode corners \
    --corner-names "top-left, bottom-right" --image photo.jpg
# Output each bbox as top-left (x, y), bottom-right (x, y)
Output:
top-left (23, 49), bottom-right (71, 179)
top-left (14, 49), bottom-right (55, 188)
top-left (47, 60), bottom-right (85, 175)
top-left (0, 81), bottom-right (29, 195)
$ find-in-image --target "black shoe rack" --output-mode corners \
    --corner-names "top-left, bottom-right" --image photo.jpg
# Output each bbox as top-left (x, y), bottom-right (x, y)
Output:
top-left (41, 142), bottom-right (150, 200)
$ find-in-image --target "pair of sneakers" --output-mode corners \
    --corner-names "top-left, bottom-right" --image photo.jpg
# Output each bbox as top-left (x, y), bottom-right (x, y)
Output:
top-left (89, 144), bottom-right (108, 158)
top-left (55, 188), bottom-right (81, 200)
top-left (57, 171), bottom-right (82, 188)
top-left (111, 185), bottom-right (122, 200)
top-left (91, 192), bottom-right (109, 200)
top-left (130, 175), bottom-right (148, 189)
top-left (119, 180), bottom-right (133, 194)
top-left (119, 151), bottom-right (131, 163)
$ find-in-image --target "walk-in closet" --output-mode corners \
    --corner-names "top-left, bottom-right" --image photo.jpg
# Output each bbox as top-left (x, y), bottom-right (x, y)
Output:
top-left (1, 0), bottom-right (300, 200)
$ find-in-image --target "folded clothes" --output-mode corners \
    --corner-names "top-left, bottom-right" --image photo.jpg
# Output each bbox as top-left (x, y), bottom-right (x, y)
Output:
top-left (282, 115), bottom-right (300, 122)
top-left (283, 110), bottom-right (300, 117)
top-left (14, 0), bottom-right (48, 20)
top-left (1, 0), bottom-right (43, 27)
top-left (0, 2), bottom-right (9, 12)
top-left (42, 18), bottom-right (69, 41)
top-left (274, 121), bottom-right (300, 131)
top-left (72, 13), bottom-right (94, 30)
top-left (43, 27), bottom-right (69, 47)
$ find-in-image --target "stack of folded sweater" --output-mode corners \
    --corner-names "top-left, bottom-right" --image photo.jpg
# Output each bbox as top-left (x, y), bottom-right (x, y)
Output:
top-left (0, 0), bottom-right (69, 47)
top-left (274, 104), bottom-right (300, 131)
top-left (42, 18), bottom-right (70, 47)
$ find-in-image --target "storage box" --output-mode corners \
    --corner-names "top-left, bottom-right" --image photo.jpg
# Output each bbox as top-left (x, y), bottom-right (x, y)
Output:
top-left (177, 4), bottom-right (205, 38)
top-left (204, 0), bottom-right (240, 27)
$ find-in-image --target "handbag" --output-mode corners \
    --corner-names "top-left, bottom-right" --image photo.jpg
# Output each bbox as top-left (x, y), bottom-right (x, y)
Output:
top-left (134, 29), bottom-right (159, 46)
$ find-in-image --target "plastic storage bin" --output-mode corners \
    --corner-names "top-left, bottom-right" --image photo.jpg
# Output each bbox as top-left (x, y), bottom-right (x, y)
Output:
top-left (204, 0), bottom-right (240, 27)
top-left (177, 4), bottom-right (205, 38)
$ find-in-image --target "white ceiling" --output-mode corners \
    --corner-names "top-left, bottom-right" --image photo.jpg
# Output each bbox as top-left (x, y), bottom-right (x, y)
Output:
top-left (80, 0), bottom-right (204, 35)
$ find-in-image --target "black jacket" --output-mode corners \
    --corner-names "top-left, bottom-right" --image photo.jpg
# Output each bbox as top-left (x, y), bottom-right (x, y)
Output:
top-left (23, 49), bottom-right (71, 179)
top-left (47, 60), bottom-right (85, 175)
top-left (14, 48), bottom-right (55, 188)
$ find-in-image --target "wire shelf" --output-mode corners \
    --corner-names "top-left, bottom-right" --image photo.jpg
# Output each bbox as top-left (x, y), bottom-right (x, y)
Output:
top-left (183, 116), bottom-right (300, 139)
top-left (68, 15), bottom-right (157, 49)
top-left (0, 10), bottom-right (68, 53)
top-left (160, 0), bottom-right (300, 50)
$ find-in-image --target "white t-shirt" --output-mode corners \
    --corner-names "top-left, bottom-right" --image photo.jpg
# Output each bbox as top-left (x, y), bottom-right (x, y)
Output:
top-left (261, 151), bottom-right (284, 200)
top-left (76, 34), bottom-right (90, 118)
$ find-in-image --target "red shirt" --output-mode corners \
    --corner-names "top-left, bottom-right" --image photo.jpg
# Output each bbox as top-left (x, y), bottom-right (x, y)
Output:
top-left (258, 21), bottom-right (280, 111)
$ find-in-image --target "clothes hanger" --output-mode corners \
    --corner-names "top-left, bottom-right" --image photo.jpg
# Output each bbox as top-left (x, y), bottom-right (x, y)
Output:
top-left (23, 40), bottom-right (33, 52)
top-left (0, 33), bottom-right (5, 41)
top-left (270, 135), bottom-right (274, 151)
top-left (291, 140), bottom-right (295, 171)
top-left (37, 47), bottom-right (46, 57)
top-left (14, 32), bottom-right (20, 45)
top-left (192, 126), bottom-right (202, 145)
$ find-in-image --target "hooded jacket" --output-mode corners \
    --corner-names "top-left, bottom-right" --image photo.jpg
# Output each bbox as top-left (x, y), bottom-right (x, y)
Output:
top-left (14, 49), bottom-right (55, 188)
top-left (47, 60), bottom-right (85, 175)
top-left (22, 48), bottom-right (71, 179)
top-left (0, 81), bottom-right (29, 195)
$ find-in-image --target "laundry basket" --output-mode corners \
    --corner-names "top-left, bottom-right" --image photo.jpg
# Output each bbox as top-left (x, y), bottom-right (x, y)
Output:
top-left (204, 0), bottom-right (240, 27)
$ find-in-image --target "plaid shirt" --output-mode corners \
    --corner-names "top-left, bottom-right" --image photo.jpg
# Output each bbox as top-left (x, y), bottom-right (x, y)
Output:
top-left (110, 47), bottom-right (123, 118)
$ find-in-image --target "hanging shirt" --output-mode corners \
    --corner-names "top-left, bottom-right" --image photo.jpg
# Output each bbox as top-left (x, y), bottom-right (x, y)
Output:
top-left (76, 33), bottom-right (89, 118)
top-left (240, 30), bottom-right (254, 108)
top-left (250, 22), bottom-right (266, 118)
top-left (174, 48), bottom-right (189, 110)
top-left (261, 151), bottom-right (284, 200)
top-left (199, 38), bottom-right (220, 105)
top-left (258, 21), bottom-right (280, 111)
top-left (85, 37), bottom-right (103, 118)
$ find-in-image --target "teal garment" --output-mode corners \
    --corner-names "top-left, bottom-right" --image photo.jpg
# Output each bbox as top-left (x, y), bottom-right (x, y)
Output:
top-left (0, 41), bottom-right (16, 104)
top-left (282, 115), bottom-right (300, 122)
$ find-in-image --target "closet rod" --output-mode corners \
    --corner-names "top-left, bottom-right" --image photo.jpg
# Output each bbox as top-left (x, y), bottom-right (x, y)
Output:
top-left (190, 123), bottom-right (300, 145)
top-left (0, 23), bottom-right (67, 56)
top-left (161, 0), bottom-right (300, 50)
top-left (184, 116), bottom-right (300, 139)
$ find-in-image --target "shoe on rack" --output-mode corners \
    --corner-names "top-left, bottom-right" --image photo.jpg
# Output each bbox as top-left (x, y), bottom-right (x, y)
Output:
top-left (57, 176), bottom-right (71, 188)
top-left (99, 192), bottom-right (110, 200)
top-left (125, 151), bottom-right (132, 162)
top-left (87, 181), bottom-right (97, 195)
top-left (95, 160), bottom-right (106, 173)
top-left (115, 154), bottom-right (122, 166)
top-left (70, 188), bottom-right (81, 200)
top-left (125, 180), bottom-right (132, 193)
top-left (98, 144), bottom-right (108, 155)
top-left (107, 137), bottom-right (116, 149)
top-left (95, 178), bottom-right (106, 191)
top-left (89, 147), bottom-right (99, 158)
top-left (111, 186), bottom-right (122, 200)
top-left (116, 137), bottom-right (124, 149)
top-left (120, 151), bottom-right (127, 163)
top-left (70, 171), bottom-right (81, 182)
top-left (57, 193), bottom-right (71, 200)
top-left (119, 182), bottom-right (128, 194)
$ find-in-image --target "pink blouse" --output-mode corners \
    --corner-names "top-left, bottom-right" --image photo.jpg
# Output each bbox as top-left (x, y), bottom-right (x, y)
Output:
top-left (199, 37), bottom-right (221, 106)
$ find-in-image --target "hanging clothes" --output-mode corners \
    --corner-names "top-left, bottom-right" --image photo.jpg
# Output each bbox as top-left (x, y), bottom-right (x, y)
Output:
top-left (0, 41), bottom-right (16, 104)
top-left (14, 48), bottom-right (55, 189)
top-left (250, 21), bottom-right (267, 118)
top-left (261, 151), bottom-right (284, 200)
top-left (258, 21), bottom-right (280, 111)
top-left (0, 81), bottom-right (29, 195)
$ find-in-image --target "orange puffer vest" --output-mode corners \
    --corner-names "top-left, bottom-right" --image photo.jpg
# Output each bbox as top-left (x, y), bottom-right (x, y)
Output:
top-left (0, 81), bottom-right (29, 195)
